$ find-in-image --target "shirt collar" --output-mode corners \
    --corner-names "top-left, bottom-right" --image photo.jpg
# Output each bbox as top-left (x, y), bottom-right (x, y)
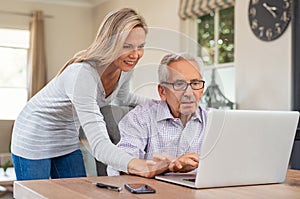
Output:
top-left (156, 101), bottom-right (203, 123)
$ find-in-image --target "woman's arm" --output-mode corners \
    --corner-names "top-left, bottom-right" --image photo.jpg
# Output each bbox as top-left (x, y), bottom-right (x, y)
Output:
top-left (107, 102), bottom-right (171, 177)
top-left (66, 64), bottom-right (134, 173)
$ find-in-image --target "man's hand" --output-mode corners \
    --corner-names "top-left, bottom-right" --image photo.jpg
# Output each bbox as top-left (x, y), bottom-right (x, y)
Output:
top-left (168, 152), bottom-right (199, 173)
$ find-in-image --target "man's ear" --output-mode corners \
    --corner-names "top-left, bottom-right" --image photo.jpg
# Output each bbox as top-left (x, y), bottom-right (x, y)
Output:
top-left (158, 84), bottom-right (167, 101)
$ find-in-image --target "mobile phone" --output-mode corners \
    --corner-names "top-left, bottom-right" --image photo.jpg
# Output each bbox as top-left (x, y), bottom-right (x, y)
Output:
top-left (124, 183), bottom-right (156, 194)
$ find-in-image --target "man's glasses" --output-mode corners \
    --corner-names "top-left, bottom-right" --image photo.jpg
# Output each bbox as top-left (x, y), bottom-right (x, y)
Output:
top-left (161, 80), bottom-right (205, 91)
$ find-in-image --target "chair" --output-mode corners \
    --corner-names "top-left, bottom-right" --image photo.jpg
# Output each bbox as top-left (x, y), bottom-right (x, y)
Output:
top-left (95, 105), bottom-right (133, 176)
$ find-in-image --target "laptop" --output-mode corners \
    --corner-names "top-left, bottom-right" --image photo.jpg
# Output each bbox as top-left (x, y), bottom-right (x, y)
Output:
top-left (155, 109), bottom-right (300, 188)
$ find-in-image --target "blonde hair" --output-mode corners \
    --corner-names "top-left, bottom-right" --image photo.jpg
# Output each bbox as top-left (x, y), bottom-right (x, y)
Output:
top-left (57, 8), bottom-right (148, 75)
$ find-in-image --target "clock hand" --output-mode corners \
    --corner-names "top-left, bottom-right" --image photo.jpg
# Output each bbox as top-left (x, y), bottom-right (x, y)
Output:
top-left (262, 3), bottom-right (277, 18)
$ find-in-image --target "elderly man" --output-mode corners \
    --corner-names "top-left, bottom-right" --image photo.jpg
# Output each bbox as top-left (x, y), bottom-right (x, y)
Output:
top-left (107, 53), bottom-right (208, 176)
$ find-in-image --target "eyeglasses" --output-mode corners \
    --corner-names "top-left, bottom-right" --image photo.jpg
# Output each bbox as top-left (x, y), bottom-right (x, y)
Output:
top-left (161, 80), bottom-right (205, 91)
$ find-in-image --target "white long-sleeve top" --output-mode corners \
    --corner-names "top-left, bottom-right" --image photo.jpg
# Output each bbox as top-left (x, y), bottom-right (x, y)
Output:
top-left (11, 62), bottom-right (147, 173)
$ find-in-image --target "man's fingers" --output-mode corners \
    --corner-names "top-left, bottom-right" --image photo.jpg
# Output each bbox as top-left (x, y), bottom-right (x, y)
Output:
top-left (184, 153), bottom-right (200, 162)
top-left (168, 160), bottom-right (182, 172)
top-left (174, 160), bottom-right (183, 169)
top-left (168, 154), bottom-right (200, 172)
top-left (185, 157), bottom-right (199, 166)
top-left (190, 156), bottom-right (199, 163)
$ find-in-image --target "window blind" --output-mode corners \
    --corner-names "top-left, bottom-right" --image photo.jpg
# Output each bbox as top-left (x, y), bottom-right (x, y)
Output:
top-left (179, 0), bottom-right (235, 20)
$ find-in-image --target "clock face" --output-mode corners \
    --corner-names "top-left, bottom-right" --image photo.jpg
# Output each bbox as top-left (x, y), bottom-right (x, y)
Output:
top-left (248, 0), bottom-right (292, 41)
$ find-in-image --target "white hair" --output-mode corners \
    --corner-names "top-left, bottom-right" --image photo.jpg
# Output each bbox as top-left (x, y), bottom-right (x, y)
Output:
top-left (158, 52), bottom-right (204, 83)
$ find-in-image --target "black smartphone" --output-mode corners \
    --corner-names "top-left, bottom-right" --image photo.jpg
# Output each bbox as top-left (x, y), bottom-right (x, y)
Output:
top-left (124, 183), bottom-right (156, 194)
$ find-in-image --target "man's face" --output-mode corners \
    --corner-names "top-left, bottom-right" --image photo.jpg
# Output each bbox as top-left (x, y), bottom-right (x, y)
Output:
top-left (158, 59), bottom-right (204, 118)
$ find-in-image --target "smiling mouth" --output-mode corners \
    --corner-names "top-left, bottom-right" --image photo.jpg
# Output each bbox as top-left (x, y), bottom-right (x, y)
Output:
top-left (124, 60), bottom-right (136, 65)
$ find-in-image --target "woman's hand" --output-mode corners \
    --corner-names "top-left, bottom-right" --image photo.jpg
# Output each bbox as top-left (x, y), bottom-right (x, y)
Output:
top-left (127, 155), bottom-right (171, 178)
top-left (168, 152), bottom-right (199, 173)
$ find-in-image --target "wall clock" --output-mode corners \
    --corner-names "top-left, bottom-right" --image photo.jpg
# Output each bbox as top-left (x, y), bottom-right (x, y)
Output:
top-left (248, 0), bottom-right (292, 41)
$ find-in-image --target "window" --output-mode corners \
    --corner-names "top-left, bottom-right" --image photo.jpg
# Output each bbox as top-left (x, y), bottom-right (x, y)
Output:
top-left (198, 7), bottom-right (234, 65)
top-left (197, 7), bottom-right (235, 108)
top-left (0, 29), bottom-right (30, 119)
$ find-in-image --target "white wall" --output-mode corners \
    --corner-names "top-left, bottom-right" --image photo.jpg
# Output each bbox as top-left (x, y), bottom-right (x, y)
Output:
top-left (235, 1), bottom-right (292, 110)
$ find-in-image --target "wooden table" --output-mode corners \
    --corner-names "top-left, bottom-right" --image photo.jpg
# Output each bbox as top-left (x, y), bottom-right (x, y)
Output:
top-left (14, 169), bottom-right (300, 199)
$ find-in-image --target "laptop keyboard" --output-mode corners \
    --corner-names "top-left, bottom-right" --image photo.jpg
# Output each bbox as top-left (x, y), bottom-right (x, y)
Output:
top-left (183, 178), bottom-right (196, 182)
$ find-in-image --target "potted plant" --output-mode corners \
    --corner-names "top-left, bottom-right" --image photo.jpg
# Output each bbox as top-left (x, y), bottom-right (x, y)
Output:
top-left (2, 160), bottom-right (11, 177)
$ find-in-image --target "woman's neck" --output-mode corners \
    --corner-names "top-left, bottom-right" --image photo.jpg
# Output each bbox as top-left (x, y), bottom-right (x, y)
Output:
top-left (99, 63), bottom-right (120, 78)
top-left (99, 64), bottom-right (122, 98)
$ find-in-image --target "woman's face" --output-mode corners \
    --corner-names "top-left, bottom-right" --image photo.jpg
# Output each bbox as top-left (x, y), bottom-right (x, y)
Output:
top-left (113, 27), bottom-right (146, 72)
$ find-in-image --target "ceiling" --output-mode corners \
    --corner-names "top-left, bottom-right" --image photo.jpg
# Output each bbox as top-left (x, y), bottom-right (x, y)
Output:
top-left (18, 0), bottom-right (108, 7)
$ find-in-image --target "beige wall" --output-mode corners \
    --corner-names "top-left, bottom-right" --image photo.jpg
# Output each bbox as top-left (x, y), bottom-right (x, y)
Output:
top-left (92, 0), bottom-right (180, 33)
top-left (92, 0), bottom-right (182, 99)
top-left (235, 1), bottom-right (292, 110)
top-left (0, 120), bottom-right (14, 153)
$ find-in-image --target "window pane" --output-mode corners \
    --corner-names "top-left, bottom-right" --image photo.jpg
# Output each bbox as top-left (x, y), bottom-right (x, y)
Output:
top-left (197, 8), bottom-right (235, 109)
top-left (218, 7), bottom-right (234, 64)
top-left (0, 28), bottom-right (29, 120)
top-left (197, 13), bottom-right (215, 65)
top-left (0, 29), bottom-right (30, 48)
top-left (202, 67), bottom-right (235, 109)
top-left (0, 47), bottom-right (27, 87)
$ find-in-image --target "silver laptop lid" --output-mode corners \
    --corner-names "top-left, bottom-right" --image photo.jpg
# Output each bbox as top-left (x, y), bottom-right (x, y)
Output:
top-left (195, 109), bottom-right (299, 188)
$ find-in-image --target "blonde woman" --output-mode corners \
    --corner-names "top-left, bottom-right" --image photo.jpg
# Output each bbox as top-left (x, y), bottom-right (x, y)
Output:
top-left (11, 8), bottom-right (164, 180)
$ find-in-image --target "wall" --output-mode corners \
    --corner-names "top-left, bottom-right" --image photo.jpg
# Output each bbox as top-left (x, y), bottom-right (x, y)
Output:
top-left (235, 1), bottom-right (292, 110)
top-left (0, 120), bottom-right (13, 167)
top-left (92, 0), bottom-right (182, 99)
top-left (0, 120), bottom-right (14, 153)
top-left (93, 1), bottom-right (292, 110)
